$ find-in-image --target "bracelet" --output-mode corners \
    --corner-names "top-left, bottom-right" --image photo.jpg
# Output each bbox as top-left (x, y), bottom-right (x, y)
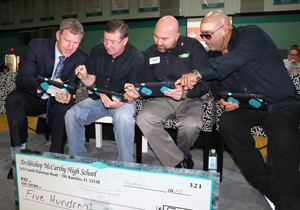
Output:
top-left (192, 69), bottom-right (201, 83)
top-left (181, 90), bottom-right (188, 100)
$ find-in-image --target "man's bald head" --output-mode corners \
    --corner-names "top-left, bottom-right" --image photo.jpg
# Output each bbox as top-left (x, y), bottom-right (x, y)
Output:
top-left (155, 15), bottom-right (179, 34)
top-left (202, 10), bottom-right (232, 29)
top-left (154, 15), bottom-right (180, 53)
top-left (200, 10), bottom-right (233, 53)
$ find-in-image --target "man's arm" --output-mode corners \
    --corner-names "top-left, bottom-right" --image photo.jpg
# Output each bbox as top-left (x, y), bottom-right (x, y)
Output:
top-left (182, 40), bottom-right (209, 98)
top-left (200, 26), bottom-right (269, 81)
top-left (177, 26), bottom-right (269, 89)
top-left (16, 40), bottom-right (42, 95)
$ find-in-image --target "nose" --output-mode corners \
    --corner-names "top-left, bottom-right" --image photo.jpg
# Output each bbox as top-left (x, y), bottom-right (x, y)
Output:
top-left (67, 42), bottom-right (74, 51)
top-left (157, 38), bottom-right (163, 45)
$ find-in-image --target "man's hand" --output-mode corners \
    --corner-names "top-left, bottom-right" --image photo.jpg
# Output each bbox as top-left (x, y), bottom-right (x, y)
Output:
top-left (124, 83), bottom-right (140, 99)
top-left (75, 65), bottom-right (88, 80)
top-left (100, 93), bottom-right (124, 109)
top-left (53, 78), bottom-right (74, 104)
top-left (175, 73), bottom-right (198, 90)
top-left (219, 98), bottom-right (239, 112)
top-left (163, 84), bottom-right (184, 100)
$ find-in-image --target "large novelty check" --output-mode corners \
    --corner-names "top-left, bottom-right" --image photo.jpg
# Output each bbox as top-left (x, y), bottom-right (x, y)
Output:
top-left (15, 152), bottom-right (218, 210)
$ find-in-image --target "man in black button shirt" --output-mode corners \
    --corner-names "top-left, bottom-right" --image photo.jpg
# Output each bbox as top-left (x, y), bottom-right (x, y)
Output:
top-left (125, 16), bottom-right (209, 169)
top-left (178, 10), bottom-right (300, 209)
top-left (65, 19), bottom-right (146, 163)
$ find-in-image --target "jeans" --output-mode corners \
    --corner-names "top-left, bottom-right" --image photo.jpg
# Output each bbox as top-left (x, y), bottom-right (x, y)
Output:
top-left (65, 97), bottom-right (136, 163)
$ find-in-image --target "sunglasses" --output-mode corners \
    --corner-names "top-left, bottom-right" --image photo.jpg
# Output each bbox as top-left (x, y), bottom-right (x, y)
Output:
top-left (200, 24), bottom-right (224, 40)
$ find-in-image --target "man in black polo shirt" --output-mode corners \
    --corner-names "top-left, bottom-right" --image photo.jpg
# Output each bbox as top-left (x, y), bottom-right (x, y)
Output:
top-left (125, 15), bottom-right (209, 169)
top-left (177, 10), bottom-right (300, 209)
top-left (65, 19), bottom-right (146, 163)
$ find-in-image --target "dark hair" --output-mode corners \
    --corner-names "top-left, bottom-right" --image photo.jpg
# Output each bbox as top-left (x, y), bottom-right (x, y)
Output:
top-left (105, 19), bottom-right (128, 39)
top-left (289, 44), bottom-right (300, 54)
top-left (59, 18), bottom-right (84, 37)
top-left (4, 66), bottom-right (9, 72)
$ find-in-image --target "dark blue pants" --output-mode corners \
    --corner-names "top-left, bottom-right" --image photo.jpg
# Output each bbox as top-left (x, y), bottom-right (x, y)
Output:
top-left (5, 89), bottom-right (74, 153)
top-left (219, 107), bottom-right (300, 209)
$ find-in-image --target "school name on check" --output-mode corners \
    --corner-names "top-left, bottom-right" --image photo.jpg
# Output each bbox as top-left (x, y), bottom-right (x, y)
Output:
top-left (19, 159), bottom-right (98, 177)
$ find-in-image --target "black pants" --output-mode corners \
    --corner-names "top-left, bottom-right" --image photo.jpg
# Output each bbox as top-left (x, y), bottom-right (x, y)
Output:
top-left (5, 89), bottom-right (74, 153)
top-left (219, 107), bottom-right (300, 209)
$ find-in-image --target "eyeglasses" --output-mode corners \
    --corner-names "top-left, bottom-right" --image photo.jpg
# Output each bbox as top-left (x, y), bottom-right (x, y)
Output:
top-left (101, 37), bottom-right (125, 47)
top-left (289, 54), bottom-right (299, 57)
top-left (200, 24), bottom-right (224, 40)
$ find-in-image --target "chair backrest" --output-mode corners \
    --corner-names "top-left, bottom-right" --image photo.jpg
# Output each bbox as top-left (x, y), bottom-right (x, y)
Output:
top-left (0, 72), bottom-right (17, 101)
top-left (74, 82), bottom-right (89, 104)
top-left (0, 72), bottom-right (17, 114)
top-left (290, 73), bottom-right (300, 94)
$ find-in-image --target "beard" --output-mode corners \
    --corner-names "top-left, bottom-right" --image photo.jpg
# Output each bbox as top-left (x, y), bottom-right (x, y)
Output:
top-left (155, 40), bottom-right (177, 53)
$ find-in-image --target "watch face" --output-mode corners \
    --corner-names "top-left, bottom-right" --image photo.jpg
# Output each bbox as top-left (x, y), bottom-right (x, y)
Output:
top-left (192, 69), bottom-right (201, 82)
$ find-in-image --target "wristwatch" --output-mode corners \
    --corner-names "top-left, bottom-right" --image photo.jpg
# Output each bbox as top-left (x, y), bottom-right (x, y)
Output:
top-left (181, 90), bottom-right (188, 100)
top-left (192, 69), bottom-right (201, 83)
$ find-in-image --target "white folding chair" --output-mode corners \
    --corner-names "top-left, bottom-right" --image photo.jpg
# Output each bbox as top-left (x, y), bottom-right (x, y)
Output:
top-left (94, 116), bottom-right (148, 153)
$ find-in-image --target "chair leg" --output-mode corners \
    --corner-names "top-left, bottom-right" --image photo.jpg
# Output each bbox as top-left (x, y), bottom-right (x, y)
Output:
top-left (142, 136), bottom-right (148, 153)
top-left (7, 168), bottom-right (13, 179)
top-left (85, 125), bottom-right (90, 142)
top-left (215, 130), bottom-right (223, 182)
top-left (203, 132), bottom-right (211, 171)
top-left (95, 123), bottom-right (103, 148)
top-left (8, 133), bottom-right (14, 179)
top-left (45, 121), bottom-right (50, 141)
top-left (135, 125), bottom-right (143, 163)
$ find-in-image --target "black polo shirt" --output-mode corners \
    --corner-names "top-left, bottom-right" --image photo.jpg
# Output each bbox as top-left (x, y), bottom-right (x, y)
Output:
top-left (143, 35), bottom-right (209, 98)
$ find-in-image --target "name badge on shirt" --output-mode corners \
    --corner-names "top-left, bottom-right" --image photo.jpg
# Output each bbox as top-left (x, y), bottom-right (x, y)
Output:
top-left (149, 56), bottom-right (160, 65)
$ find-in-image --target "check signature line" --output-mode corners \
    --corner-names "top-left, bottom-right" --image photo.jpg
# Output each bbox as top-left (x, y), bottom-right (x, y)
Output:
top-left (123, 185), bottom-right (190, 196)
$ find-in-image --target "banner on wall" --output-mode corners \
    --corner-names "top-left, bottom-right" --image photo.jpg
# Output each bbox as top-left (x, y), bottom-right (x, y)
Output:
top-left (139, 0), bottom-right (158, 12)
top-left (86, 0), bottom-right (103, 17)
top-left (20, 0), bottom-right (33, 23)
top-left (202, 0), bottom-right (224, 9)
top-left (62, 0), bottom-right (78, 19)
top-left (1, 0), bottom-right (14, 25)
top-left (111, 0), bottom-right (129, 15)
top-left (40, 0), bottom-right (55, 21)
top-left (274, 0), bottom-right (299, 4)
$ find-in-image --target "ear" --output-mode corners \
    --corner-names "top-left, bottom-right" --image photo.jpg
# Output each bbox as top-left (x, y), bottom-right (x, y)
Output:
top-left (123, 37), bottom-right (129, 46)
top-left (176, 32), bottom-right (180, 41)
top-left (56, 31), bottom-right (60, 41)
top-left (223, 24), bottom-right (229, 34)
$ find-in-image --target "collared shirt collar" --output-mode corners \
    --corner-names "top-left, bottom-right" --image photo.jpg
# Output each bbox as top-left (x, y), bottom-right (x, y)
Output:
top-left (228, 26), bottom-right (237, 51)
top-left (55, 41), bottom-right (65, 60)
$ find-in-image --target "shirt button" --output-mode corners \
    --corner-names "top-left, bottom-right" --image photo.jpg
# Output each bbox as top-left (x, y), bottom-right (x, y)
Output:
top-left (244, 88), bottom-right (247, 91)
top-left (112, 60), bottom-right (114, 62)
top-left (107, 78), bottom-right (110, 81)
top-left (105, 85), bottom-right (108, 87)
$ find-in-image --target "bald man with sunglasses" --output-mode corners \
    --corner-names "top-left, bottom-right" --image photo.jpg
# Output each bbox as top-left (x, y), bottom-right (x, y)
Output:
top-left (177, 10), bottom-right (300, 210)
